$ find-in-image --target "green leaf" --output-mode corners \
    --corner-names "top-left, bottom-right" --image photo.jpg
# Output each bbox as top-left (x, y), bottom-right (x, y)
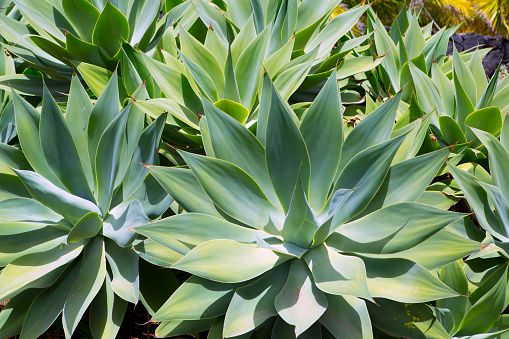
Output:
top-left (149, 166), bottom-right (219, 217)
top-left (180, 52), bottom-right (218, 102)
top-left (63, 237), bottom-right (106, 338)
top-left (0, 197), bottom-right (61, 224)
top-left (305, 5), bottom-right (368, 58)
top-left (266, 82), bottom-right (310, 212)
top-left (103, 200), bottom-right (149, 247)
top-left (179, 151), bottom-right (278, 229)
top-left (89, 276), bottom-right (127, 339)
top-left (76, 62), bottom-right (112, 97)
top-left (409, 62), bottom-right (445, 115)
top-left (14, 169), bottom-right (101, 224)
top-left (223, 264), bottom-right (288, 337)
top-left (68, 212), bottom-right (103, 243)
top-left (305, 245), bottom-right (371, 300)
top-left (465, 107), bottom-right (503, 137)
top-left (40, 87), bottom-right (94, 202)
top-left (20, 262), bottom-right (80, 339)
top-left (275, 260), bottom-right (327, 336)
top-left (282, 173), bottom-right (317, 248)
top-left (364, 148), bottom-right (449, 212)
top-left (448, 164), bottom-right (506, 240)
top-left (105, 240), bottom-right (139, 303)
top-left (300, 72), bottom-right (342, 211)
top-left (0, 290), bottom-right (39, 338)
top-left (87, 71), bottom-right (120, 163)
top-left (154, 276), bottom-right (235, 321)
top-left (128, 0), bottom-right (160, 46)
top-left (213, 99), bottom-right (249, 124)
top-left (454, 68), bottom-right (475, 132)
top-left (363, 257), bottom-right (458, 302)
top-left (62, 0), bottom-right (100, 41)
top-left (156, 318), bottom-right (215, 338)
top-left (339, 93), bottom-right (400, 172)
top-left (204, 100), bottom-right (278, 206)
top-left (66, 75), bottom-right (94, 189)
top-left (477, 63), bottom-right (501, 109)
top-left (0, 243), bottom-right (83, 300)
top-left (453, 48), bottom-right (477, 105)
top-left (333, 203), bottom-right (464, 254)
top-left (94, 107), bottom-right (129, 214)
top-left (173, 239), bottom-right (288, 283)
top-left (439, 115), bottom-right (467, 145)
top-left (139, 260), bottom-right (180, 315)
top-left (135, 213), bottom-right (260, 255)
top-left (235, 27), bottom-right (270, 108)
top-left (92, 1), bottom-right (129, 57)
top-left (320, 294), bottom-right (373, 339)
top-left (12, 91), bottom-right (64, 187)
top-left (458, 265), bottom-right (508, 335)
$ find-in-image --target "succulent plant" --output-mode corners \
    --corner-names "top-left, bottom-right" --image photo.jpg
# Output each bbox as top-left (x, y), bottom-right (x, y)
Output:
top-left (447, 124), bottom-right (509, 336)
top-left (0, 74), bottom-right (171, 338)
top-left (135, 73), bottom-right (472, 338)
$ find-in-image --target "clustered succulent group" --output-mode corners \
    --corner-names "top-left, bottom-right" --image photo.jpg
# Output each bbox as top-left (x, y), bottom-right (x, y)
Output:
top-left (0, 1), bottom-right (509, 338)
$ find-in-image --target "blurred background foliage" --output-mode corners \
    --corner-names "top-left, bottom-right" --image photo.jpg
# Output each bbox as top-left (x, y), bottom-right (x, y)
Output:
top-left (339, 0), bottom-right (509, 37)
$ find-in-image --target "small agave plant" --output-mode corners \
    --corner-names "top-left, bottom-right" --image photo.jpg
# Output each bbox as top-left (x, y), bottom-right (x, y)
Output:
top-left (136, 73), bottom-right (468, 338)
top-left (0, 0), bottom-right (165, 72)
top-left (447, 125), bottom-right (509, 336)
top-left (0, 74), bottom-right (170, 338)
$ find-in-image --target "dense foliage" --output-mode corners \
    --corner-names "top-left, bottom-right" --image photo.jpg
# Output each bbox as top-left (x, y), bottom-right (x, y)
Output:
top-left (0, 0), bottom-right (508, 338)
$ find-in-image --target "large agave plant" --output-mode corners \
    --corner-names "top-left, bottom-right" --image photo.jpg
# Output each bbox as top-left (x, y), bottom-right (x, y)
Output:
top-left (446, 125), bottom-right (509, 336)
top-left (130, 1), bottom-right (377, 152)
top-left (0, 47), bottom-right (16, 144)
top-left (0, 74), bottom-right (171, 338)
top-left (135, 74), bottom-right (474, 338)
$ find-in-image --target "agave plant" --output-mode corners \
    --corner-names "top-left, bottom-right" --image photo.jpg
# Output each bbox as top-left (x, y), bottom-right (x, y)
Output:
top-left (0, 73), bottom-right (172, 338)
top-left (128, 1), bottom-right (380, 152)
top-left (0, 47), bottom-right (16, 144)
top-left (446, 125), bottom-right (509, 336)
top-left (134, 73), bottom-right (476, 338)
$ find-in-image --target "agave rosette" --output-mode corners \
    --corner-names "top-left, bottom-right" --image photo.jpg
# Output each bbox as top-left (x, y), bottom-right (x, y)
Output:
top-left (445, 124), bottom-right (509, 336)
top-left (0, 74), bottom-right (171, 338)
top-left (129, 1), bottom-right (379, 148)
top-left (135, 73), bottom-right (473, 337)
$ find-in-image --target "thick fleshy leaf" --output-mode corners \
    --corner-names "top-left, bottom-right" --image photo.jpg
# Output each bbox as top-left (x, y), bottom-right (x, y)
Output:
top-left (457, 265), bottom-right (508, 335)
top-left (87, 72), bottom-right (120, 163)
top-left (155, 318), bottom-right (215, 338)
top-left (282, 173), bottom-right (317, 248)
top-left (448, 164), bottom-right (507, 240)
top-left (465, 107), bottom-right (503, 137)
top-left (20, 262), bottom-right (80, 339)
top-left (104, 240), bottom-right (139, 303)
top-left (89, 276), bottom-right (127, 339)
top-left (66, 75), bottom-right (94, 189)
top-left (135, 213), bottom-right (260, 255)
top-left (0, 243), bottom-right (83, 300)
top-left (154, 276), bottom-right (236, 321)
top-left (339, 93), bottom-right (400, 172)
top-left (363, 148), bottom-right (449, 212)
top-left (306, 244), bottom-right (371, 300)
top-left (63, 237), bottom-right (107, 338)
top-left (173, 239), bottom-right (288, 283)
top-left (275, 260), bottom-right (327, 336)
top-left (180, 151), bottom-right (278, 229)
top-left (265, 83), bottom-right (310, 212)
top-left (320, 294), bottom-right (373, 339)
top-left (319, 135), bottom-right (405, 241)
top-left (333, 203), bottom-right (464, 254)
top-left (92, 1), bottom-right (129, 57)
top-left (203, 100), bottom-right (278, 206)
top-left (95, 106), bottom-right (130, 214)
top-left (14, 169), bottom-right (101, 224)
top-left (223, 264), bottom-right (288, 337)
top-left (235, 27), bottom-right (270, 109)
top-left (139, 260), bottom-right (180, 315)
top-left (62, 0), bottom-right (100, 41)
top-left (12, 91), bottom-right (63, 187)
top-left (0, 197), bottom-right (61, 224)
top-left (103, 200), bottom-right (149, 247)
top-left (363, 257), bottom-right (459, 302)
top-left (149, 166), bottom-right (219, 216)
top-left (300, 72), bottom-right (342, 211)
top-left (67, 212), bottom-right (103, 243)
top-left (39, 88), bottom-right (94, 201)
top-left (0, 290), bottom-right (38, 339)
